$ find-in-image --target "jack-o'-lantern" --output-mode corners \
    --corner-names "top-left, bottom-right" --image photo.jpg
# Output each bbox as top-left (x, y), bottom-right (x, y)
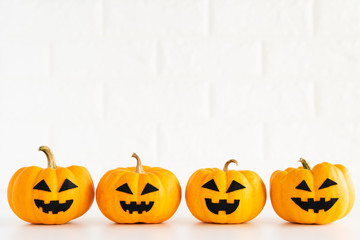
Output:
top-left (96, 153), bottom-right (181, 223)
top-left (270, 158), bottom-right (355, 224)
top-left (7, 146), bottom-right (94, 224)
top-left (185, 159), bottom-right (266, 223)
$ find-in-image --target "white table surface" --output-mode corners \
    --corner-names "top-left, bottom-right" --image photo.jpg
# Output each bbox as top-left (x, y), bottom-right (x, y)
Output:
top-left (1, 215), bottom-right (359, 240)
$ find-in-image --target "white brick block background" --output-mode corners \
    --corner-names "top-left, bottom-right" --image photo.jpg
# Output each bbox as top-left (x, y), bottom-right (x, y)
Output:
top-left (1, 0), bottom-right (360, 219)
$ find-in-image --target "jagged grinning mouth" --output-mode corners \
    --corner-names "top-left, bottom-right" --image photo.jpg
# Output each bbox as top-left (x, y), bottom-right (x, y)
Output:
top-left (291, 198), bottom-right (338, 213)
top-left (120, 201), bottom-right (154, 214)
top-left (205, 198), bottom-right (240, 215)
top-left (34, 199), bottom-right (73, 214)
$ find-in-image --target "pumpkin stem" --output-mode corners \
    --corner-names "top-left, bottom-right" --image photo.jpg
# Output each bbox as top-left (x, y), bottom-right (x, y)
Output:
top-left (132, 153), bottom-right (144, 174)
top-left (298, 158), bottom-right (311, 170)
top-left (39, 146), bottom-right (57, 169)
top-left (223, 159), bottom-right (238, 172)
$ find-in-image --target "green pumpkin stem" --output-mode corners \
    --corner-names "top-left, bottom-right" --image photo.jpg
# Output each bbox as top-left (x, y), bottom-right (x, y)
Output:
top-left (223, 159), bottom-right (238, 172)
top-left (132, 153), bottom-right (145, 174)
top-left (39, 146), bottom-right (57, 169)
top-left (299, 158), bottom-right (311, 170)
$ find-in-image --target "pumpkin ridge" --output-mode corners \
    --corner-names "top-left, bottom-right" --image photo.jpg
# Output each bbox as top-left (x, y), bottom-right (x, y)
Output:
top-left (334, 164), bottom-right (355, 219)
top-left (58, 167), bottom-right (82, 220)
top-left (185, 169), bottom-right (208, 222)
top-left (37, 168), bottom-right (59, 223)
top-left (328, 165), bottom-right (352, 222)
top-left (142, 166), bottom-right (168, 173)
top-left (153, 170), bottom-right (181, 222)
top-left (201, 170), bottom-right (219, 222)
top-left (96, 170), bottom-right (130, 223)
top-left (140, 172), bottom-right (161, 222)
top-left (142, 171), bottom-right (180, 223)
top-left (232, 170), bottom-right (266, 223)
top-left (123, 171), bottom-right (141, 222)
top-left (67, 164), bottom-right (94, 214)
top-left (28, 167), bottom-right (48, 223)
top-left (7, 167), bottom-right (28, 219)
top-left (270, 171), bottom-right (287, 222)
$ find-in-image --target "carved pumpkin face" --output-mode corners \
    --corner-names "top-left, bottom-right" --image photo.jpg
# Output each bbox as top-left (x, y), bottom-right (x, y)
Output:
top-left (116, 182), bottom-right (159, 214)
top-left (96, 153), bottom-right (181, 223)
top-left (33, 178), bottom-right (78, 214)
top-left (270, 159), bottom-right (355, 224)
top-left (7, 146), bottom-right (95, 224)
top-left (185, 160), bottom-right (266, 224)
top-left (200, 178), bottom-right (245, 215)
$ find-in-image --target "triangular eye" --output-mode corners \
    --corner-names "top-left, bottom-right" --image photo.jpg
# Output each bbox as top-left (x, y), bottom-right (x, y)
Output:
top-left (226, 180), bottom-right (246, 193)
top-left (296, 180), bottom-right (311, 192)
top-left (59, 179), bottom-right (78, 192)
top-left (201, 179), bottom-right (219, 192)
top-left (116, 183), bottom-right (133, 194)
top-left (319, 178), bottom-right (337, 190)
top-left (33, 180), bottom-right (51, 192)
top-left (141, 183), bottom-right (159, 195)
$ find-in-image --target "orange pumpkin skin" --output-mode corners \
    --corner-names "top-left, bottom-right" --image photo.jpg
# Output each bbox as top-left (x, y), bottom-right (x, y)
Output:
top-left (7, 146), bottom-right (94, 225)
top-left (96, 153), bottom-right (181, 223)
top-left (185, 160), bottom-right (266, 224)
top-left (270, 159), bottom-right (355, 224)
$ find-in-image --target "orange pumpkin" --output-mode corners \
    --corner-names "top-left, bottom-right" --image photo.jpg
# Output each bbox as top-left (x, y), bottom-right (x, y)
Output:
top-left (270, 158), bottom-right (355, 224)
top-left (7, 146), bottom-right (94, 224)
top-left (96, 153), bottom-right (181, 223)
top-left (186, 159), bottom-right (266, 223)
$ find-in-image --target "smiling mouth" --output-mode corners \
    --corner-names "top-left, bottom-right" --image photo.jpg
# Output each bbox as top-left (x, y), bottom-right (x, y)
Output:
top-left (205, 198), bottom-right (240, 215)
top-left (291, 198), bottom-right (338, 213)
top-left (120, 201), bottom-right (154, 214)
top-left (34, 199), bottom-right (73, 214)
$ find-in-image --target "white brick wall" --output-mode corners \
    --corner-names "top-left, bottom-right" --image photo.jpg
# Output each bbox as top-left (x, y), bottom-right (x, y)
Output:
top-left (316, 0), bottom-right (360, 36)
top-left (0, 0), bottom-right (102, 38)
top-left (1, 0), bottom-right (360, 218)
top-left (264, 39), bottom-right (360, 76)
top-left (0, 40), bottom-right (50, 77)
top-left (211, 0), bottom-right (313, 36)
top-left (161, 39), bottom-right (261, 77)
top-left (104, 0), bottom-right (207, 37)
top-left (53, 39), bottom-right (157, 77)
